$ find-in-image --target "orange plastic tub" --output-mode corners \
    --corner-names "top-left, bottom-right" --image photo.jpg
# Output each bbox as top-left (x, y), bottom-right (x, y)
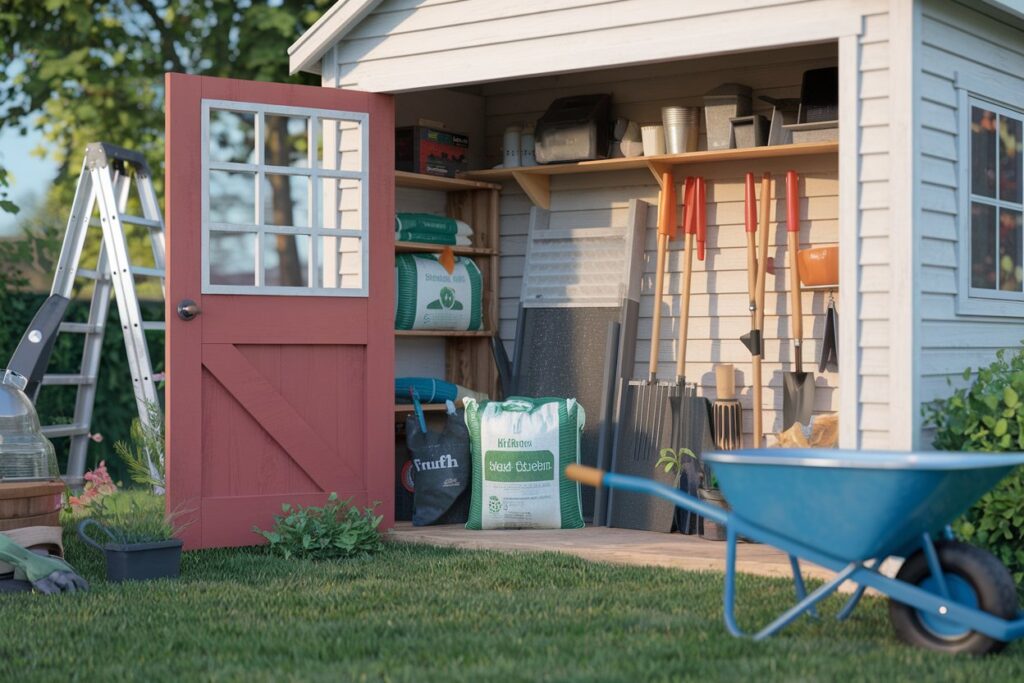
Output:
top-left (797, 245), bottom-right (838, 287)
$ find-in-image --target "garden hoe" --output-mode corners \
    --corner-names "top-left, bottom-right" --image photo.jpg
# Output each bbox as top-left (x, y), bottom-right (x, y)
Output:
top-left (782, 170), bottom-right (815, 429)
top-left (607, 172), bottom-right (678, 532)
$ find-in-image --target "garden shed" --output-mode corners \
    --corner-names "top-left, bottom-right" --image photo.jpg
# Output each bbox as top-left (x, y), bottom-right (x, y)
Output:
top-left (165, 0), bottom-right (1024, 547)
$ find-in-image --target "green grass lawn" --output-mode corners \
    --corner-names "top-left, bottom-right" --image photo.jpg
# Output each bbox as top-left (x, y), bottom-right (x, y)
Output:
top-left (2, 512), bottom-right (1023, 682)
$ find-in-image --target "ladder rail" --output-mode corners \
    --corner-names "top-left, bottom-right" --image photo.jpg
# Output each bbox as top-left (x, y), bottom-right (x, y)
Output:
top-left (50, 158), bottom-right (97, 299)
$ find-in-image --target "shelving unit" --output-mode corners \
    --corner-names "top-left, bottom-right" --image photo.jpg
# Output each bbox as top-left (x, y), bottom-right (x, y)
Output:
top-left (393, 171), bottom-right (502, 414)
top-left (461, 141), bottom-right (838, 209)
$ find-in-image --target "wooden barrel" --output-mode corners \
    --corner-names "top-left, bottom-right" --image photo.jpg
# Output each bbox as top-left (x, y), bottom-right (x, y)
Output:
top-left (0, 481), bottom-right (65, 532)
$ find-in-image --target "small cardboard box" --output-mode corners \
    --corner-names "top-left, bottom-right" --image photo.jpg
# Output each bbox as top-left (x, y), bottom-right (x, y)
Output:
top-left (396, 126), bottom-right (469, 177)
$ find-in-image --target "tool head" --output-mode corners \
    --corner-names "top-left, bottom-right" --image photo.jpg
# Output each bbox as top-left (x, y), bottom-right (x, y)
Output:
top-left (739, 329), bottom-right (762, 356)
top-left (786, 170), bottom-right (800, 234)
top-left (682, 176), bottom-right (696, 237)
top-left (658, 171), bottom-right (677, 238)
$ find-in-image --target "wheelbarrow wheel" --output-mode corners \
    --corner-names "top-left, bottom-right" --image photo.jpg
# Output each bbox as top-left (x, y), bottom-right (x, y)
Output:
top-left (889, 541), bottom-right (1018, 654)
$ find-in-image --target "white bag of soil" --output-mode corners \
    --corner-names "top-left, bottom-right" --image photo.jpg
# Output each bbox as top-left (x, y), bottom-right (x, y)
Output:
top-left (464, 397), bottom-right (585, 530)
top-left (394, 253), bottom-right (483, 331)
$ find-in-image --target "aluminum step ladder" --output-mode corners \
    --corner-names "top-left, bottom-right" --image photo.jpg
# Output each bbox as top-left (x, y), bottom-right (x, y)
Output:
top-left (40, 142), bottom-right (166, 486)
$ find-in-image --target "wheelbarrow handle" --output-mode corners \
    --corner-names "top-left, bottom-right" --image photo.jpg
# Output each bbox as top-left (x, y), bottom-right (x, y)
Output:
top-left (565, 465), bottom-right (730, 525)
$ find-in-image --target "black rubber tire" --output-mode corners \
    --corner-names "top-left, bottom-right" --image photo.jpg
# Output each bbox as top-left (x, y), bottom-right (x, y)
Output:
top-left (889, 541), bottom-right (1018, 654)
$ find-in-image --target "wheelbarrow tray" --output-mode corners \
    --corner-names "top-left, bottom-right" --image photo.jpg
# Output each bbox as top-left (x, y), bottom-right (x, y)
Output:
top-left (704, 449), bottom-right (1024, 563)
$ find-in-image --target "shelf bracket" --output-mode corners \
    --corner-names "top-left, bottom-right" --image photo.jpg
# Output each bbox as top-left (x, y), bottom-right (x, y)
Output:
top-left (512, 171), bottom-right (550, 210)
top-left (645, 160), bottom-right (674, 189)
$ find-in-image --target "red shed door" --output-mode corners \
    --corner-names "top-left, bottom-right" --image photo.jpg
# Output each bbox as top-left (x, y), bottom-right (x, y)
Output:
top-left (165, 74), bottom-right (394, 549)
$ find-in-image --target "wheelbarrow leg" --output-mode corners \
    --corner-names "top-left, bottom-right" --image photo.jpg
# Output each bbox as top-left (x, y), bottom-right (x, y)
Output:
top-left (788, 555), bottom-right (819, 620)
top-left (921, 532), bottom-right (952, 600)
top-left (836, 558), bottom-right (879, 621)
top-left (724, 526), bottom-right (856, 640)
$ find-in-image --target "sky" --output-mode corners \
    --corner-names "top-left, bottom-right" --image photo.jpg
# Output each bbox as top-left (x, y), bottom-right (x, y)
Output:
top-left (0, 123), bottom-right (58, 237)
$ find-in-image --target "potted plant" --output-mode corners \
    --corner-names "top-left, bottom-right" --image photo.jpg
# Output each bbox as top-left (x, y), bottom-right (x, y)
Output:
top-left (77, 496), bottom-right (183, 582)
top-left (658, 447), bottom-right (729, 541)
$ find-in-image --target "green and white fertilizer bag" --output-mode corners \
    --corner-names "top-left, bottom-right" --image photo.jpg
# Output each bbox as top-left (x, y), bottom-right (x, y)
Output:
top-left (394, 253), bottom-right (483, 331)
top-left (464, 397), bottom-right (585, 530)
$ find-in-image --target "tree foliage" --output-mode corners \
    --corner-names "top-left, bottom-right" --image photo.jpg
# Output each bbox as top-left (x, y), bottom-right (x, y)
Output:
top-left (0, 0), bottom-right (330, 208)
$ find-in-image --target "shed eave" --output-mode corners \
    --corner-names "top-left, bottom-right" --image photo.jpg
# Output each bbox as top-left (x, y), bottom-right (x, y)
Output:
top-left (288, 0), bottom-right (384, 75)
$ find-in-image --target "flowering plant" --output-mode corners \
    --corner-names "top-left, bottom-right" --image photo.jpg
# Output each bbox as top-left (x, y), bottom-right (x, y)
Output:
top-left (68, 460), bottom-right (117, 510)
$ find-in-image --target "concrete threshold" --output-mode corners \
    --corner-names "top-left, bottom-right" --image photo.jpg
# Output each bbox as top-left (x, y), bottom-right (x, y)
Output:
top-left (389, 523), bottom-right (901, 595)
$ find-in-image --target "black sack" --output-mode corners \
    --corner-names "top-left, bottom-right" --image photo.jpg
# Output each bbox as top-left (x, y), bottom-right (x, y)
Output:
top-left (405, 408), bottom-right (471, 526)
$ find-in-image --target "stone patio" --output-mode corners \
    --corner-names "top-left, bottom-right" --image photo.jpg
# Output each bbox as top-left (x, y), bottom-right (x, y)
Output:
top-left (389, 523), bottom-right (902, 593)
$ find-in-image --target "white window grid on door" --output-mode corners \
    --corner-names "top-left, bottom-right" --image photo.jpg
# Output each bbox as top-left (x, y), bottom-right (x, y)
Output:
top-left (200, 99), bottom-right (370, 296)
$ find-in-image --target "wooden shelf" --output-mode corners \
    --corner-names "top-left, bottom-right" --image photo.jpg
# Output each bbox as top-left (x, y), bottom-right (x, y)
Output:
top-left (395, 170), bottom-right (501, 192)
top-left (460, 141), bottom-right (838, 209)
top-left (395, 241), bottom-right (496, 256)
top-left (395, 403), bottom-right (451, 413)
top-left (395, 329), bottom-right (494, 338)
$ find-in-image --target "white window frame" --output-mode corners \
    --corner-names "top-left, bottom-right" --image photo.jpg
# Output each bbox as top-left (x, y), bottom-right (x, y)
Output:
top-left (955, 73), bottom-right (1024, 317)
top-left (200, 99), bottom-right (370, 297)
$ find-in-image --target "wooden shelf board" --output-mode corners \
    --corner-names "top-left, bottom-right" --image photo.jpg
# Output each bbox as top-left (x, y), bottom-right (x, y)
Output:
top-left (395, 170), bottom-right (501, 192)
top-left (394, 403), bottom-right (450, 413)
top-left (461, 142), bottom-right (838, 180)
top-left (394, 329), bottom-right (493, 338)
top-left (395, 241), bottom-right (496, 256)
top-left (460, 142), bottom-right (838, 209)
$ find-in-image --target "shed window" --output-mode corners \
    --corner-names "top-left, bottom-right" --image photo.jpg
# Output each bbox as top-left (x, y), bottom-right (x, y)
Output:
top-left (965, 98), bottom-right (1024, 306)
top-left (201, 100), bottom-right (369, 296)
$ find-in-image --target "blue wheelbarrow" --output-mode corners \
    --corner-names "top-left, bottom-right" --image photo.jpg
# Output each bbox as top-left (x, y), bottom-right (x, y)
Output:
top-left (567, 449), bottom-right (1024, 654)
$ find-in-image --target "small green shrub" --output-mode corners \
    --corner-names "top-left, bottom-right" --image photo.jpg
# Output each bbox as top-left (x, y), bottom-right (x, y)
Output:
top-left (924, 346), bottom-right (1024, 588)
top-left (113, 401), bottom-right (165, 489)
top-left (254, 493), bottom-right (383, 561)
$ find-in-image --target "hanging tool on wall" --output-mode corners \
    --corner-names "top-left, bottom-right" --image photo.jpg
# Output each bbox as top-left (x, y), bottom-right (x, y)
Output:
top-left (739, 172), bottom-right (772, 447)
top-left (782, 170), bottom-right (816, 429)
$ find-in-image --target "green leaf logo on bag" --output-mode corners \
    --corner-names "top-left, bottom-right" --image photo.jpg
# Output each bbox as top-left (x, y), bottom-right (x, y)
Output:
top-left (426, 286), bottom-right (463, 311)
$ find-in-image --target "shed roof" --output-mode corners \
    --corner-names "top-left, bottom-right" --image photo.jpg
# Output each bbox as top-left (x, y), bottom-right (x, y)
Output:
top-left (289, 0), bottom-right (384, 75)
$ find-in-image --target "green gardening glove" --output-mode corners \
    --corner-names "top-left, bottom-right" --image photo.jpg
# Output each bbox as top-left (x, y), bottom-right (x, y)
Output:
top-left (0, 532), bottom-right (89, 594)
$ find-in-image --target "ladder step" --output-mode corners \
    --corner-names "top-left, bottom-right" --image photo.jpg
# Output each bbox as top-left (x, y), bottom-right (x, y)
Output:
top-left (77, 268), bottom-right (109, 282)
top-left (41, 374), bottom-right (96, 386)
top-left (142, 321), bottom-right (166, 332)
top-left (59, 322), bottom-right (104, 334)
top-left (119, 214), bottom-right (162, 229)
top-left (131, 265), bottom-right (165, 278)
top-left (42, 423), bottom-right (90, 438)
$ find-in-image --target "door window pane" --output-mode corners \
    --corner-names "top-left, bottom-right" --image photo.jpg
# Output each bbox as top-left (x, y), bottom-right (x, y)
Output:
top-left (263, 174), bottom-right (309, 227)
top-left (320, 235), bottom-right (362, 289)
top-left (320, 177), bottom-right (361, 231)
top-left (1000, 209), bottom-right (1023, 292)
top-left (317, 119), bottom-right (363, 172)
top-left (209, 109), bottom-right (255, 164)
top-left (264, 115), bottom-right (309, 168)
top-left (264, 233), bottom-right (309, 287)
top-left (209, 232), bottom-right (256, 286)
top-left (1000, 115), bottom-right (1022, 204)
top-left (209, 171), bottom-right (256, 224)
top-left (971, 202), bottom-right (997, 289)
top-left (972, 106), bottom-right (997, 199)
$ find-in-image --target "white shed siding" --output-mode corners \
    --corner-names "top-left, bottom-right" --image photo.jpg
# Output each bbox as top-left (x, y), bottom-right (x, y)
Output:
top-left (316, 0), bottom-right (901, 447)
top-left (913, 0), bottom-right (1024, 446)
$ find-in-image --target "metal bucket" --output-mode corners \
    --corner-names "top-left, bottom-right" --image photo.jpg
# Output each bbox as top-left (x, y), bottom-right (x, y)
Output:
top-left (661, 106), bottom-right (700, 154)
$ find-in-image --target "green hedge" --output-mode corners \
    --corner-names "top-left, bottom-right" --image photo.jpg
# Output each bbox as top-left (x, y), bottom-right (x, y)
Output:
top-left (0, 291), bottom-right (163, 483)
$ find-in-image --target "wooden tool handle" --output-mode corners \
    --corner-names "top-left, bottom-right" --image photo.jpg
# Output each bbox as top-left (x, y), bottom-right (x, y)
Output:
top-left (752, 355), bottom-right (764, 447)
top-left (676, 231), bottom-right (695, 382)
top-left (786, 170), bottom-right (803, 371)
top-left (755, 174), bottom-right (771, 333)
top-left (649, 183), bottom-right (672, 380)
top-left (744, 173), bottom-right (757, 305)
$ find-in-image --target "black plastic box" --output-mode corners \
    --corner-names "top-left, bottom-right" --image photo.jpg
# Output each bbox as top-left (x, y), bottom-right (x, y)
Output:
top-left (396, 126), bottom-right (469, 177)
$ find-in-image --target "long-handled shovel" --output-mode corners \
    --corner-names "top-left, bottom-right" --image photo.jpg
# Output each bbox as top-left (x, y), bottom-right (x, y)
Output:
top-left (669, 177), bottom-right (714, 533)
top-left (607, 172), bottom-right (678, 532)
top-left (782, 170), bottom-right (815, 429)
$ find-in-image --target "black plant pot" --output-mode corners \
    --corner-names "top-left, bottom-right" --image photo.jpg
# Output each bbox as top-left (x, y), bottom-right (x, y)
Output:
top-left (77, 519), bottom-right (183, 582)
top-left (697, 487), bottom-right (729, 541)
